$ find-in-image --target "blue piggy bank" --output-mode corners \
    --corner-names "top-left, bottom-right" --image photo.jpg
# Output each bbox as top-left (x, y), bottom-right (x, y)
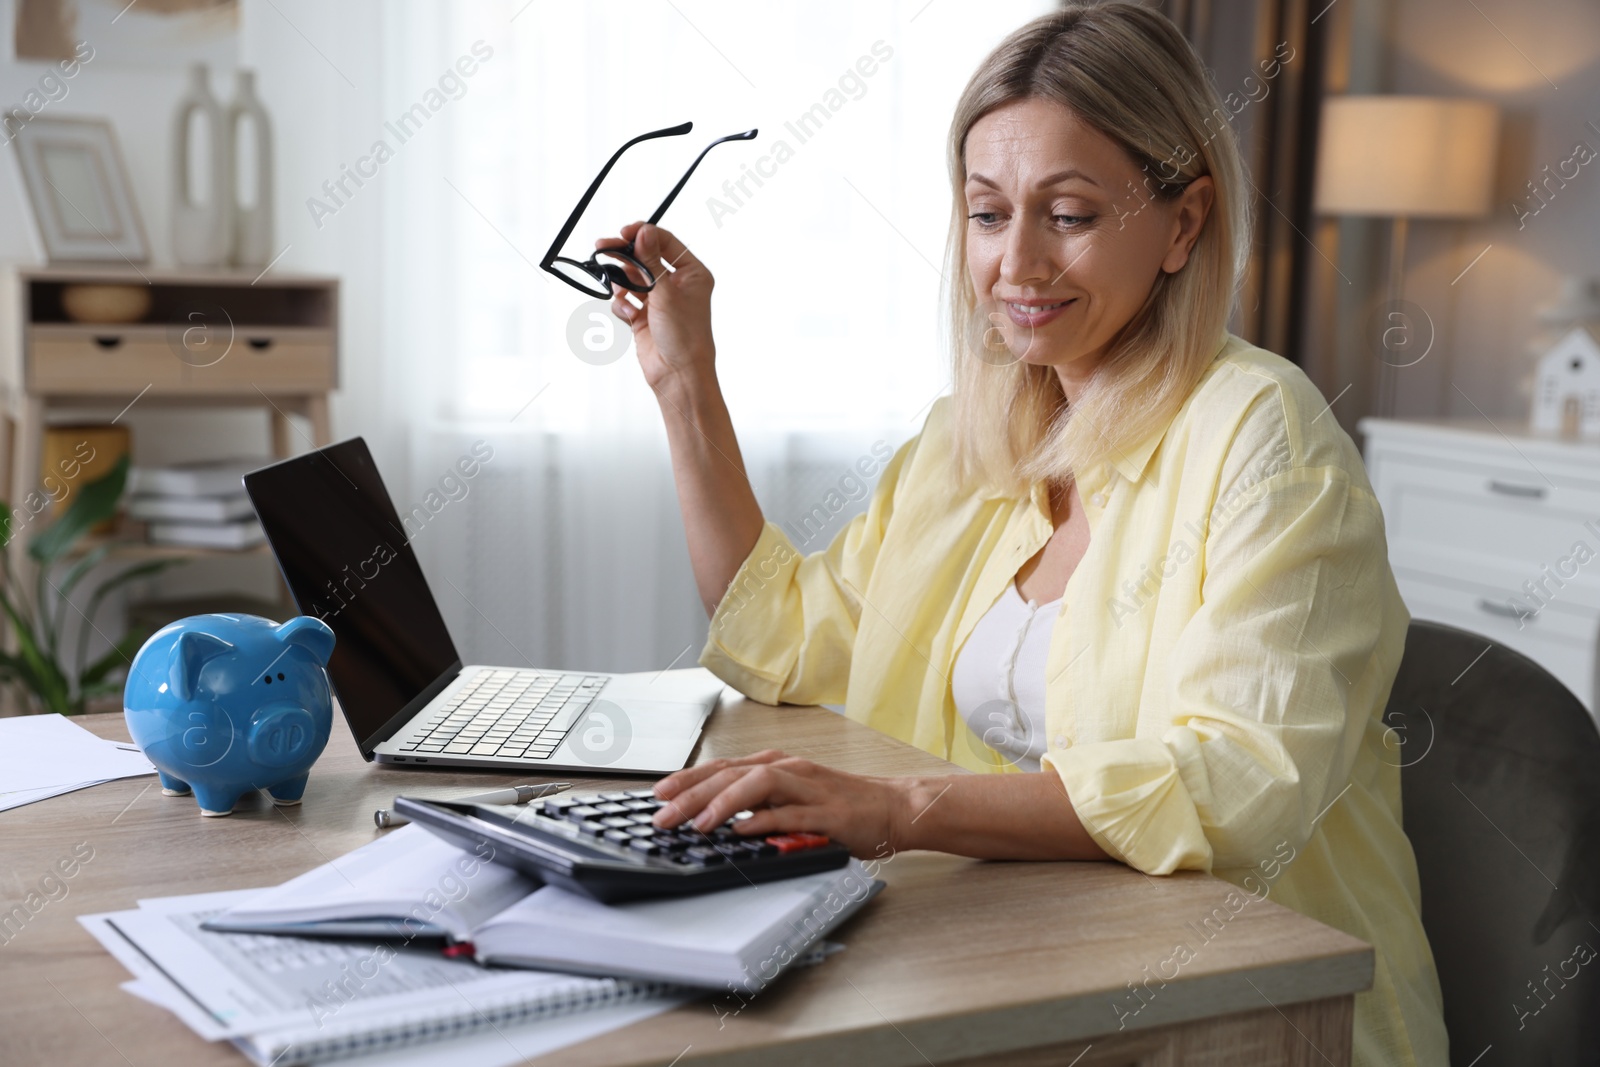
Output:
top-left (124, 614), bottom-right (336, 817)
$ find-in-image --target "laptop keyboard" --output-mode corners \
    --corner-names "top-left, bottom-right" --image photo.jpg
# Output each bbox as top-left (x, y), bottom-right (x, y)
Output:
top-left (397, 669), bottom-right (608, 760)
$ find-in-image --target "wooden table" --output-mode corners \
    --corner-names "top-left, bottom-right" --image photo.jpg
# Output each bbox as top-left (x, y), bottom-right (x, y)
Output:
top-left (0, 687), bottom-right (1372, 1066)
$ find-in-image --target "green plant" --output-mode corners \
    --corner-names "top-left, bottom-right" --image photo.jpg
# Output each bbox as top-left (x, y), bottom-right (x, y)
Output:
top-left (0, 455), bottom-right (177, 715)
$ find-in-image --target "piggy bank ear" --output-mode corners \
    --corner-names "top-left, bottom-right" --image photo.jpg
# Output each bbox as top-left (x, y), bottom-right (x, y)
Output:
top-left (169, 632), bottom-right (233, 702)
top-left (275, 616), bottom-right (335, 666)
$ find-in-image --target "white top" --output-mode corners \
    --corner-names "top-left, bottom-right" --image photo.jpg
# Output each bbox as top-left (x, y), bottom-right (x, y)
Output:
top-left (951, 580), bottom-right (1059, 772)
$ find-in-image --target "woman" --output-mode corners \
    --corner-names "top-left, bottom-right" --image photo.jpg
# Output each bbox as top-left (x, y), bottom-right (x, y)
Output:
top-left (596, 5), bottom-right (1445, 1064)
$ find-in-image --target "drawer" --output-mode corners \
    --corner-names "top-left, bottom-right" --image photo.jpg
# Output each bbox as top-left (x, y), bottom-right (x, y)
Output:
top-left (1393, 569), bottom-right (1596, 713)
top-left (1371, 451), bottom-right (1600, 611)
top-left (187, 338), bottom-right (336, 392)
top-left (29, 329), bottom-right (335, 395)
top-left (31, 335), bottom-right (185, 392)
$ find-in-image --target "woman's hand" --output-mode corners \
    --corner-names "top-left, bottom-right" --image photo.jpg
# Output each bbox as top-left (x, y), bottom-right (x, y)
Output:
top-left (652, 750), bottom-right (911, 859)
top-left (597, 222), bottom-right (717, 395)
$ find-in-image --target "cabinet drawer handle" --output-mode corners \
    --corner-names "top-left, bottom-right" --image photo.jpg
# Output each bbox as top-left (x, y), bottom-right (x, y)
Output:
top-left (1477, 598), bottom-right (1531, 621)
top-left (93, 335), bottom-right (123, 350)
top-left (247, 337), bottom-right (274, 351)
top-left (1486, 479), bottom-right (1546, 500)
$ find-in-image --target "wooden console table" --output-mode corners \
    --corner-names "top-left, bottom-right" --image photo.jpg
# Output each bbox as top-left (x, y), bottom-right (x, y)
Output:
top-left (0, 264), bottom-right (339, 512)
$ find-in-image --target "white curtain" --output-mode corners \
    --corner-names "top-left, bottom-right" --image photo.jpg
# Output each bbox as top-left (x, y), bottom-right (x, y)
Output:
top-left (264, 0), bottom-right (1054, 672)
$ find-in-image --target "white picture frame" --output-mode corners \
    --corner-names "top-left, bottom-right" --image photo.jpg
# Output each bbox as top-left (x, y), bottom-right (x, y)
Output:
top-left (9, 114), bottom-right (149, 264)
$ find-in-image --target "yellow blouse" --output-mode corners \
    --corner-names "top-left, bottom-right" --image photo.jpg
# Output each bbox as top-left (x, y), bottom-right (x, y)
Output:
top-left (697, 330), bottom-right (1448, 1066)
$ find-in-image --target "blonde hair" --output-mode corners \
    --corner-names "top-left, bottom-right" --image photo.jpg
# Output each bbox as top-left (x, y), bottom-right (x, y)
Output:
top-left (945, 2), bottom-right (1251, 495)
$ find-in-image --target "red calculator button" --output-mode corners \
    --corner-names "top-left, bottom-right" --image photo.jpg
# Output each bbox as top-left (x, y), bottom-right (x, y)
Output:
top-left (765, 833), bottom-right (830, 853)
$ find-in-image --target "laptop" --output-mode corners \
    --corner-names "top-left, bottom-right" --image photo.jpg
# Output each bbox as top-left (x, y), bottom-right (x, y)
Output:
top-left (243, 437), bottom-right (723, 774)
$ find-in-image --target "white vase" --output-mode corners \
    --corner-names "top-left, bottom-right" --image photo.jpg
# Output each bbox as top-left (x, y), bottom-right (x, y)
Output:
top-left (171, 63), bottom-right (233, 267)
top-left (228, 69), bottom-right (274, 268)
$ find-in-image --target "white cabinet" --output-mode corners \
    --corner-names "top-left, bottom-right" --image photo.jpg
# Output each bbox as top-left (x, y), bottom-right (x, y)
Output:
top-left (1359, 417), bottom-right (1600, 716)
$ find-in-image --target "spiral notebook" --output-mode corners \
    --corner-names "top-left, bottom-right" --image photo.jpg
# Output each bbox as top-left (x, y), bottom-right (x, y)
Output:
top-left (81, 890), bottom-right (687, 1067)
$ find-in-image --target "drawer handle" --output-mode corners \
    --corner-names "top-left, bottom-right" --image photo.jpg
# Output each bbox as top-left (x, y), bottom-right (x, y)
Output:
top-left (1486, 479), bottom-right (1546, 500)
top-left (1477, 598), bottom-right (1532, 621)
top-left (247, 337), bottom-right (274, 351)
top-left (93, 335), bottom-right (123, 350)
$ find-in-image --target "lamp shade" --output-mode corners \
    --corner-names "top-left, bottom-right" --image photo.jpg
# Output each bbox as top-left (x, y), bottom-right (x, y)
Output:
top-left (1313, 96), bottom-right (1500, 218)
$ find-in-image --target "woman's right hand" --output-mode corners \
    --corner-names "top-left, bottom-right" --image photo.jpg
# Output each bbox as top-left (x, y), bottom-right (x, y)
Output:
top-left (597, 222), bottom-right (717, 395)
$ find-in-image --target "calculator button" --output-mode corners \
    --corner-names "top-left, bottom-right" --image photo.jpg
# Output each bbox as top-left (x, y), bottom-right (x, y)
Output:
top-left (576, 820), bottom-right (607, 836)
top-left (765, 833), bottom-right (830, 854)
top-left (682, 846), bottom-right (724, 866)
top-left (603, 829), bottom-right (633, 845)
top-left (597, 792), bottom-right (630, 802)
top-left (601, 816), bottom-right (634, 829)
top-left (623, 799), bottom-right (659, 811)
top-left (625, 825), bottom-right (656, 838)
top-left (625, 788), bottom-right (659, 799)
top-left (628, 838), bottom-right (661, 856)
top-left (567, 806), bottom-right (603, 821)
top-left (593, 803), bottom-right (628, 815)
top-left (627, 813), bottom-right (656, 826)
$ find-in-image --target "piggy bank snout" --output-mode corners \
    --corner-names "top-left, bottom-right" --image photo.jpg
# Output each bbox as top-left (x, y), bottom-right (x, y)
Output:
top-left (248, 703), bottom-right (321, 769)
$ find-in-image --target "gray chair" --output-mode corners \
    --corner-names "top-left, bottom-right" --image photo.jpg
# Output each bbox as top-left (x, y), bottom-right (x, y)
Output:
top-left (1384, 619), bottom-right (1600, 1066)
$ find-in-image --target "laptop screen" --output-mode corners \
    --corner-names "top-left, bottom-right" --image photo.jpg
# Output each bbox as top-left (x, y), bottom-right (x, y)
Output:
top-left (244, 438), bottom-right (461, 755)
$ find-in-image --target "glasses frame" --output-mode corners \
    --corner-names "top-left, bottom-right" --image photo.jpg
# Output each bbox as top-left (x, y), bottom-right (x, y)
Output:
top-left (541, 122), bottom-right (758, 300)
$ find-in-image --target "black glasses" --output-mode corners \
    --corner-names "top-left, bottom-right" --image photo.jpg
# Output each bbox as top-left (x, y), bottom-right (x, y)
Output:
top-left (541, 122), bottom-right (758, 300)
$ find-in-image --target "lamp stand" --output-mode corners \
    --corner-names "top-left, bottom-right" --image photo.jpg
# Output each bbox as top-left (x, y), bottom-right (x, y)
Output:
top-left (1376, 215), bottom-right (1409, 419)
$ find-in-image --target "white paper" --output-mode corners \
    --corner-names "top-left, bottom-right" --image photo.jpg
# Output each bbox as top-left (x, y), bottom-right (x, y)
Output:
top-left (0, 778), bottom-right (103, 812)
top-left (0, 715), bottom-right (154, 794)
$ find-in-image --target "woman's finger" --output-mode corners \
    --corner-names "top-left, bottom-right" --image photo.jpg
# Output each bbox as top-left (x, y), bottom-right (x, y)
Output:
top-left (652, 754), bottom-right (792, 828)
top-left (640, 223), bottom-right (700, 274)
top-left (654, 750), bottom-right (785, 801)
top-left (653, 753), bottom-right (787, 818)
top-left (652, 764), bottom-right (762, 828)
top-left (610, 290), bottom-right (638, 324)
top-left (681, 764), bottom-right (814, 832)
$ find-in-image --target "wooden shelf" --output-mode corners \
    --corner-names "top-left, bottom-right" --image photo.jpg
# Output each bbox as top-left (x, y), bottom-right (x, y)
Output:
top-left (66, 534), bottom-right (274, 562)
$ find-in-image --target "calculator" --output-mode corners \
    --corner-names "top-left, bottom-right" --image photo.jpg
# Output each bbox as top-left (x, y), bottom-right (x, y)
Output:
top-left (395, 787), bottom-right (851, 903)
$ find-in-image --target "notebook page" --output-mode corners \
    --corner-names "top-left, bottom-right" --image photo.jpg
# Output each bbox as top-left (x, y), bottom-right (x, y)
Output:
top-left (206, 825), bottom-right (537, 941)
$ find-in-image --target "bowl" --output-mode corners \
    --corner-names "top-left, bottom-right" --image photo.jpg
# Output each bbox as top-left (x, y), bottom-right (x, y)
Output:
top-left (61, 284), bottom-right (152, 324)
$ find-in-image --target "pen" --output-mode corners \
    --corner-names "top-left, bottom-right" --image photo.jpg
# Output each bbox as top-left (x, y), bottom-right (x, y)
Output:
top-left (374, 782), bottom-right (572, 829)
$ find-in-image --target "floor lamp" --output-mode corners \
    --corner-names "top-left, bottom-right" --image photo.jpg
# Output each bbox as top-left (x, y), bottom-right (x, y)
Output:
top-left (1313, 96), bottom-right (1500, 417)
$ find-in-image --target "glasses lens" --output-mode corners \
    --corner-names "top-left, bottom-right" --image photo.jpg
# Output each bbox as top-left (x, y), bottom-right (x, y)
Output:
top-left (548, 257), bottom-right (611, 298)
top-left (595, 248), bottom-right (655, 294)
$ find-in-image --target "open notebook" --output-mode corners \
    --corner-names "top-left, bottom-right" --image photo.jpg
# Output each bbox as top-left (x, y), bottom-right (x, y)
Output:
top-left (204, 824), bottom-right (883, 991)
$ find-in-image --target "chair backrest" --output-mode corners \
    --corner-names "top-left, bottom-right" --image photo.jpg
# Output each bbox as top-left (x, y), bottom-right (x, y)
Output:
top-left (1385, 620), bottom-right (1600, 1065)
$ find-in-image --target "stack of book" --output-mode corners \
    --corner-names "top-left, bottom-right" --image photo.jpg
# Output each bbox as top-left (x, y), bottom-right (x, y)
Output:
top-left (127, 458), bottom-right (267, 549)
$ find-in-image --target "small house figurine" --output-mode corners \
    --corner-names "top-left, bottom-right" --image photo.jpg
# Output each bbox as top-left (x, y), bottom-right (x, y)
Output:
top-left (1530, 325), bottom-right (1600, 439)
